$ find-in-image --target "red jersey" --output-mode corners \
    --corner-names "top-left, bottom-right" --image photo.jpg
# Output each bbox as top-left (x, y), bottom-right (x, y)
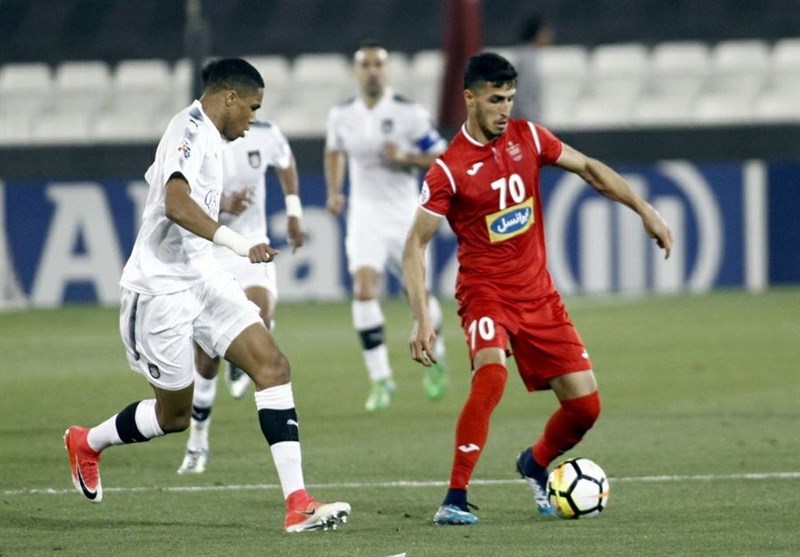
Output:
top-left (421, 119), bottom-right (563, 303)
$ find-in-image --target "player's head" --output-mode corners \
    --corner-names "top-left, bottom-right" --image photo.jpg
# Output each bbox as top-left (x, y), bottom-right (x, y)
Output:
top-left (354, 39), bottom-right (389, 100)
top-left (463, 52), bottom-right (517, 141)
top-left (519, 14), bottom-right (554, 46)
top-left (201, 58), bottom-right (264, 140)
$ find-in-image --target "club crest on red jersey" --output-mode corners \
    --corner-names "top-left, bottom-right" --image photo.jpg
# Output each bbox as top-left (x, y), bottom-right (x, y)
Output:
top-left (506, 141), bottom-right (523, 162)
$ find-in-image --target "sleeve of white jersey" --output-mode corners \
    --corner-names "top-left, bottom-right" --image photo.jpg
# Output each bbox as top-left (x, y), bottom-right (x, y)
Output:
top-left (324, 106), bottom-right (343, 151)
top-left (410, 104), bottom-right (446, 155)
top-left (162, 118), bottom-right (206, 190)
top-left (266, 123), bottom-right (293, 170)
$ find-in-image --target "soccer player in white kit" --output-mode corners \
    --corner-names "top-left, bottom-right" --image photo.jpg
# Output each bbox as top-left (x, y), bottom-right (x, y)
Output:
top-left (63, 59), bottom-right (349, 533)
top-left (325, 40), bottom-right (450, 412)
top-left (176, 61), bottom-right (307, 475)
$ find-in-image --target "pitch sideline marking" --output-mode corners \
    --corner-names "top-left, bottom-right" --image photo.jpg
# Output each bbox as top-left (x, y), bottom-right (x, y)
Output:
top-left (3, 471), bottom-right (799, 497)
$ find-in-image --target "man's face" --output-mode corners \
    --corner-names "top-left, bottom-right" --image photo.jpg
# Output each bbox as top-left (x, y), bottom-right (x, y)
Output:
top-left (467, 81), bottom-right (516, 141)
top-left (354, 47), bottom-right (388, 98)
top-left (222, 88), bottom-right (263, 140)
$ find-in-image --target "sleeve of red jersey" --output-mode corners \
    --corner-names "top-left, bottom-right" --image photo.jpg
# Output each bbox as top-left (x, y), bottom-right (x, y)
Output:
top-left (532, 123), bottom-right (563, 166)
top-left (419, 162), bottom-right (453, 217)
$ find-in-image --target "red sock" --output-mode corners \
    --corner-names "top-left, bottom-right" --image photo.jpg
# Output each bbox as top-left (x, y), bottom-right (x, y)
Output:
top-left (449, 364), bottom-right (508, 490)
top-left (533, 391), bottom-right (601, 467)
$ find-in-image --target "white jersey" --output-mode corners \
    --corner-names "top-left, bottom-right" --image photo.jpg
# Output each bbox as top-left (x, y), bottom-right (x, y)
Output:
top-left (325, 88), bottom-right (445, 227)
top-left (218, 121), bottom-right (292, 244)
top-left (120, 100), bottom-right (224, 295)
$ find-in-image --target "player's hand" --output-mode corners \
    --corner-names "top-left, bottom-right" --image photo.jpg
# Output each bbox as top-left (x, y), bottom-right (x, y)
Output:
top-left (409, 319), bottom-right (437, 367)
top-left (381, 142), bottom-right (407, 164)
top-left (641, 205), bottom-right (674, 259)
top-left (326, 193), bottom-right (345, 216)
top-left (286, 217), bottom-right (306, 253)
top-left (248, 242), bottom-right (280, 264)
top-left (220, 189), bottom-right (252, 215)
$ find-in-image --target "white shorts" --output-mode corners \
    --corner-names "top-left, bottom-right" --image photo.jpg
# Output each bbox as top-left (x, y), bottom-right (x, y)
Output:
top-left (345, 218), bottom-right (431, 285)
top-left (119, 274), bottom-right (262, 391)
top-left (213, 245), bottom-right (278, 300)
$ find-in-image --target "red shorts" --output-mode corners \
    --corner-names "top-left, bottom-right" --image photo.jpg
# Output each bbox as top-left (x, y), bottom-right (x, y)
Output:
top-left (458, 291), bottom-right (592, 391)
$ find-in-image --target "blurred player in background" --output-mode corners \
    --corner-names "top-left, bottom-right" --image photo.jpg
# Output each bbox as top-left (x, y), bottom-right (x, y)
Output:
top-left (403, 52), bottom-right (673, 525)
top-left (177, 60), bottom-right (306, 475)
top-left (63, 58), bottom-right (349, 533)
top-left (325, 40), bottom-right (449, 412)
top-left (512, 13), bottom-right (554, 122)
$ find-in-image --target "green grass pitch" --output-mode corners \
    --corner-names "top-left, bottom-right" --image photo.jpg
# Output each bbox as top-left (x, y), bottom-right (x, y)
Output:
top-left (1, 289), bottom-right (798, 556)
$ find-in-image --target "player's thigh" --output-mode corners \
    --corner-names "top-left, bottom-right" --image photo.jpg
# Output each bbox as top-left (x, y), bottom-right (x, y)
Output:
top-left (119, 287), bottom-right (199, 391)
top-left (194, 342), bottom-right (219, 380)
top-left (193, 273), bottom-right (262, 361)
top-left (512, 294), bottom-right (594, 392)
top-left (459, 299), bottom-right (512, 369)
top-left (345, 220), bottom-right (389, 276)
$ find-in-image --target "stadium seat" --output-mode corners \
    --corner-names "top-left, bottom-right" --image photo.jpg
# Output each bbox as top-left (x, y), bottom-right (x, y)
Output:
top-left (288, 53), bottom-right (352, 131)
top-left (51, 61), bottom-right (112, 117)
top-left (92, 110), bottom-right (160, 142)
top-left (572, 96), bottom-right (634, 129)
top-left (766, 38), bottom-right (800, 102)
top-left (387, 51), bottom-right (412, 97)
top-left (706, 40), bottom-right (770, 100)
top-left (646, 41), bottom-right (710, 103)
top-left (29, 112), bottom-right (92, 144)
top-left (0, 113), bottom-right (34, 145)
top-left (0, 62), bottom-right (53, 117)
top-left (539, 46), bottom-right (589, 127)
top-left (752, 90), bottom-right (800, 122)
top-left (588, 43), bottom-right (649, 100)
top-left (110, 59), bottom-right (172, 117)
top-left (571, 43), bottom-right (649, 129)
top-left (245, 54), bottom-right (292, 117)
top-left (171, 58), bottom-right (194, 111)
top-left (771, 37), bottom-right (800, 72)
top-left (631, 95), bottom-right (694, 126)
top-left (692, 93), bottom-right (754, 123)
top-left (410, 49), bottom-right (444, 119)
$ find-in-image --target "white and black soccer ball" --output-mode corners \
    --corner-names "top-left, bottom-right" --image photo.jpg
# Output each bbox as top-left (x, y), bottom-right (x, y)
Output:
top-left (546, 457), bottom-right (610, 519)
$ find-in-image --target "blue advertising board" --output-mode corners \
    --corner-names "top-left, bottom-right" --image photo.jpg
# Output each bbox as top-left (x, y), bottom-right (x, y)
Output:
top-left (1, 159), bottom-right (798, 307)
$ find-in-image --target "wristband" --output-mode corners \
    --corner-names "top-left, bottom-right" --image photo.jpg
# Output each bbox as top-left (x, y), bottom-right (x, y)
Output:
top-left (285, 194), bottom-right (303, 218)
top-left (212, 225), bottom-right (251, 257)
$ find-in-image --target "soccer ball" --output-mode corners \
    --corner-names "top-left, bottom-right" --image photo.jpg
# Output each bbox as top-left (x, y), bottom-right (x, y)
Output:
top-left (546, 457), bottom-right (609, 519)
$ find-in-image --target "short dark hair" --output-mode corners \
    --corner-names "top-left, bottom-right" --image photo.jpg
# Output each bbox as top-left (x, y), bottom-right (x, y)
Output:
top-left (464, 52), bottom-right (517, 90)
top-left (202, 58), bottom-right (264, 94)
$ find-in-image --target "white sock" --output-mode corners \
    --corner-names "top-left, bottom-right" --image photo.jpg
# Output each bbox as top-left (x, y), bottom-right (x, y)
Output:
top-left (187, 373), bottom-right (216, 450)
top-left (364, 345), bottom-right (392, 382)
top-left (254, 383), bottom-right (305, 499)
top-left (352, 299), bottom-right (392, 382)
top-left (270, 442), bottom-right (304, 499)
top-left (87, 399), bottom-right (164, 451)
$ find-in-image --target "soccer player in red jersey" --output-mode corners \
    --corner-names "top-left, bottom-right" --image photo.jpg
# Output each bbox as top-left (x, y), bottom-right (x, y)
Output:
top-left (402, 52), bottom-right (673, 525)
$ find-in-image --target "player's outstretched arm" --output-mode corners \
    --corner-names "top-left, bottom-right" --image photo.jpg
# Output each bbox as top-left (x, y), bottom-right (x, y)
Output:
top-left (555, 143), bottom-right (674, 259)
top-left (164, 173), bottom-right (278, 263)
top-left (402, 208), bottom-right (441, 366)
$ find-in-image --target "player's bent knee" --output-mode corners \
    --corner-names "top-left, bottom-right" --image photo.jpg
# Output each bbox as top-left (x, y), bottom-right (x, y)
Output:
top-left (249, 349), bottom-right (291, 389)
top-left (563, 391), bottom-right (601, 430)
top-left (159, 412), bottom-right (192, 433)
